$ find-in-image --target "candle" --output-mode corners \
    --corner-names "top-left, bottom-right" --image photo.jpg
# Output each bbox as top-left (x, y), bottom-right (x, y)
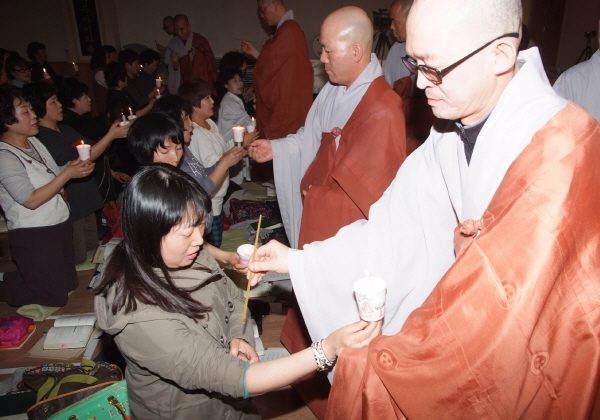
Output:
top-left (119, 112), bottom-right (129, 126)
top-left (232, 126), bottom-right (245, 145)
top-left (75, 140), bottom-right (91, 161)
top-left (42, 68), bottom-right (50, 80)
top-left (246, 117), bottom-right (256, 133)
top-left (72, 62), bottom-right (79, 72)
top-left (251, 116), bottom-right (256, 127)
top-left (156, 88), bottom-right (161, 99)
top-left (156, 76), bottom-right (162, 88)
top-left (127, 107), bottom-right (136, 120)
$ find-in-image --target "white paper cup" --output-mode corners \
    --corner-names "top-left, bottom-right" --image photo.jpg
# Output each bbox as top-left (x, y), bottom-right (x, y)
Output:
top-left (246, 125), bottom-right (256, 133)
top-left (353, 277), bottom-right (387, 321)
top-left (237, 244), bottom-right (254, 265)
top-left (76, 144), bottom-right (91, 161)
top-left (232, 126), bottom-right (245, 143)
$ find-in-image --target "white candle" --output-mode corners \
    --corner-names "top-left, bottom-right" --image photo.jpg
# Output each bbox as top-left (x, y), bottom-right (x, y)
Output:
top-left (119, 113), bottom-right (129, 126)
top-left (72, 62), bottom-right (79, 72)
top-left (75, 141), bottom-right (91, 161)
top-left (232, 126), bottom-right (245, 145)
top-left (156, 88), bottom-right (161, 99)
top-left (42, 68), bottom-right (50, 80)
top-left (127, 107), bottom-right (136, 120)
top-left (156, 77), bottom-right (162, 87)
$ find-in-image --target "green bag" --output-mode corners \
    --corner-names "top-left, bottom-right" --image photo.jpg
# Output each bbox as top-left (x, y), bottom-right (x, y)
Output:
top-left (47, 380), bottom-right (130, 420)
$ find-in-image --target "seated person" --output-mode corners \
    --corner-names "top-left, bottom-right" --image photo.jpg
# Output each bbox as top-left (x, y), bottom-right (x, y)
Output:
top-left (119, 50), bottom-right (160, 111)
top-left (127, 112), bottom-right (245, 271)
top-left (216, 67), bottom-right (259, 183)
top-left (90, 45), bottom-right (118, 115)
top-left (0, 85), bottom-right (89, 306)
top-left (27, 41), bottom-right (61, 83)
top-left (5, 56), bottom-right (32, 88)
top-left (95, 163), bottom-right (380, 419)
top-left (139, 48), bottom-right (161, 96)
top-left (178, 79), bottom-right (245, 247)
top-left (219, 50), bottom-right (255, 114)
top-left (24, 82), bottom-right (128, 264)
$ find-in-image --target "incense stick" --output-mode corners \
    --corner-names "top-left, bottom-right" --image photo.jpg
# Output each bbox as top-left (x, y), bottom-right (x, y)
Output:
top-left (234, 37), bottom-right (256, 43)
top-left (242, 214), bottom-right (262, 323)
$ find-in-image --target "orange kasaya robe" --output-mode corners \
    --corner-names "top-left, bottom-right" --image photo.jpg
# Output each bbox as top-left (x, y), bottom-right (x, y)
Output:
top-left (393, 75), bottom-right (437, 155)
top-left (179, 32), bottom-right (217, 87)
top-left (253, 20), bottom-right (314, 140)
top-left (281, 76), bottom-right (408, 420)
top-left (326, 103), bottom-right (600, 420)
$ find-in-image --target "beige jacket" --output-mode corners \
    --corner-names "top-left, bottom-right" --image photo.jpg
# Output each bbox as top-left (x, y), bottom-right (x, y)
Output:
top-left (95, 247), bottom-right (259, 420)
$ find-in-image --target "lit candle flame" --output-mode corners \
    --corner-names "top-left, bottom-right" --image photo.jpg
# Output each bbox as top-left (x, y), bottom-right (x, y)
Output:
top-left (128, 107), bottom-right (132, 116)
top-left (158, 76), bottom-right (162, 81)
top-left (43, 68), bottom-right (47, 73)
top-left (80, 140), bottom-right (84, 146)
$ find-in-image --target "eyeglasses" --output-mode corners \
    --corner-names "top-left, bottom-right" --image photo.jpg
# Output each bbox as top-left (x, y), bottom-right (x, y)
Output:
top-left (259, 1), bottom-right (273, 14)
top-left (13, 67), bottom-right (32, 73)
top-left (402, 32), bottom-right (519, 84)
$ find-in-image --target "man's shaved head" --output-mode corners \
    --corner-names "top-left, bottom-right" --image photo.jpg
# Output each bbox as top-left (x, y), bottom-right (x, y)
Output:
top-left (406, 0), bottom-right (522, 124)
top-left (319, 7), bottom-right (374, 87)
top-left (173, 14), bottom-right (190, 25)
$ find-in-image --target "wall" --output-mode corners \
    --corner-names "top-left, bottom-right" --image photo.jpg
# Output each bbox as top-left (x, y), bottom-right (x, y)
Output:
top-left (555, 0), bottom-right (599, 72)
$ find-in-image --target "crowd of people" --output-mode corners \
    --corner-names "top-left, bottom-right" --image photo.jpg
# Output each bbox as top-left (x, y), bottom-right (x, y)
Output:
top-left (1, 0), bottom-right (599, 419)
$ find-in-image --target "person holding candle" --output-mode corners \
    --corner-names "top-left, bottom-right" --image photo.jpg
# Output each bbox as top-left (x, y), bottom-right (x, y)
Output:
top-left (218, 50), bottom-right (255, 116)
top-left (139, 49), bottom-right (162, 97)
top-left (27, 42), bottom-right (60, 84)
top-left (216, 67), bottom-right (259, 184)
top-left (0, 85), bottom-right (91, 307)
top-left (94, 163), bottom-right (381, 420)
top-left (23, 82), bottom-right (129, 265)
top-left (126, 109), bottom-right (248, 273)
top-left (178, 79), bottom-right (245, 247)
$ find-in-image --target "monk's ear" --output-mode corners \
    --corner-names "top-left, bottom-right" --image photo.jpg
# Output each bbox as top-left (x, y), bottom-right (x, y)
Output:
top-left (351, 43), bottom-right (364, 63)
top-left (492, 39), bottom-right (517, 76)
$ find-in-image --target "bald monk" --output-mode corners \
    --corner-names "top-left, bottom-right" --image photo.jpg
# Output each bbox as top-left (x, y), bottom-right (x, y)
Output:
top-left (241, 0), bottom-right (313, 139)
top-left (248, 7), bottom-right (407, 418)
top-left (166, 14), bottom-right (217, 93)
top-left (389, 0), bottom-right (437, 154)
top-left (248, 0), bottom-right (600, 418)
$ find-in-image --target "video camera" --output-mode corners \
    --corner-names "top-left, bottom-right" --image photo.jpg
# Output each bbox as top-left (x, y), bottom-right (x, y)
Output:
top-left (373, 9), bottom-right (392, 30)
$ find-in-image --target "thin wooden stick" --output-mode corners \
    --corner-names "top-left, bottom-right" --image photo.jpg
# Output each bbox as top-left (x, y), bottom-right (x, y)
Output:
top-left (234, 37), bottom-right (256, 43)
top-left (242, 214), bottom-right (262, 323)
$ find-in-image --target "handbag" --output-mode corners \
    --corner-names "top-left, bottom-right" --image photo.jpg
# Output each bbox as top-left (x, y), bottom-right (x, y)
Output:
top-left (30, 380), bottom-right (130, 420)
top-left (103, 201), bottom-right (123, 240)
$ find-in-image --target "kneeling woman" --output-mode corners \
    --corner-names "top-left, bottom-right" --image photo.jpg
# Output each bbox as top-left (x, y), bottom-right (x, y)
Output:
top-left (95, 165), bottom-right (379, 419)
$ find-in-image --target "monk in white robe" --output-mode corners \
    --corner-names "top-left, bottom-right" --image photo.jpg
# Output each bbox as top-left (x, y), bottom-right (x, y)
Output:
top-left (249, 0), bottom-right (600, 417)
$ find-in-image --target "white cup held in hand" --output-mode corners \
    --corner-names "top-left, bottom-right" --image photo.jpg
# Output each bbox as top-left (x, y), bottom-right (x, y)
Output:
top-left (353, 277), bottom-right (387, 321)
top-left (76, 144), bottom-right (91, 161)
top-left (232, 126), bottom-right (245, 144)
top-left (237, 244), bottom-right (254, 265)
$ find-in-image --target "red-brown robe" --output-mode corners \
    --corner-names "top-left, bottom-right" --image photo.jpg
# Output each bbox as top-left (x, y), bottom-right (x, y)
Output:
top-left (179, 32), bottom-right (217, 87)
top-left (393, 75), bottom-right (437, 155)
top-left (282, 76), bottom-right (408, 420)
top-left (325, 103), bottom-right (600, 420)
top-left (253, 20), bottom-right (313, 140)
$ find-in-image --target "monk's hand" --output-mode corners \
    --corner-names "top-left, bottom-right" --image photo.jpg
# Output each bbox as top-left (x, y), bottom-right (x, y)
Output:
top-left (222, 146), bottom-right (245, 167)
top-left (322, 320), bottom-right (383, 359)
top-left (241, 40), bottom-right (259, 59)
top-left (247, 139), bottom-right (273, 162)
top-left (230, 338), bottom-right (259, 363)
top-left (301, 185), bottom-right (312, 197)
top-left (248, 240), bottom-right (290, 286)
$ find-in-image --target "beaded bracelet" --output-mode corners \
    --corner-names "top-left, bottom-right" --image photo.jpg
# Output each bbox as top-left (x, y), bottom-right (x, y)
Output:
top-left (311, 340), bottom-right (336, 371)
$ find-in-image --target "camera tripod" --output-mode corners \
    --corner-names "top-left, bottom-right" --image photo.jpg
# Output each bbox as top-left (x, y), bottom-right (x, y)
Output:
top-left (576, 30), bottom-right (596, 64)
top-left (373, 28), bottom-right (391, 63)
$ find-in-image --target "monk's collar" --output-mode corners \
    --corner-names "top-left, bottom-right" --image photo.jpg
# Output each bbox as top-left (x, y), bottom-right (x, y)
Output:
top-left (455, 109), bottom-right (493, 165)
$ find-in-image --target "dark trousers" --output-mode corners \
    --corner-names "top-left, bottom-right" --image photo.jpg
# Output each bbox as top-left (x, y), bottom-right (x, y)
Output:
top-left (3, 221), bottom-right (78, 307)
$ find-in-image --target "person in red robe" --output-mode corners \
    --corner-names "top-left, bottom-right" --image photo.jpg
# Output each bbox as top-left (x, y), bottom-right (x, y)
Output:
top-left (248, 7), bottom-right (407, 419)
top-left (247, 0), bottom-right (600, 418)
top-left (171, 14), bottom-right (217, 88)
top-left (242, 0), bottom-right (313, 140)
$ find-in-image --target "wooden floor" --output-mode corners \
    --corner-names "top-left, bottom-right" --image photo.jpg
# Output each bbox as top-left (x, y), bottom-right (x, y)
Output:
top-left (0, 231), bottom-right (316, 420)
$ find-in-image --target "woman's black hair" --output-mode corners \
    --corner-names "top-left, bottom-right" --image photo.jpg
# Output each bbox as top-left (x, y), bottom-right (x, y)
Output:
top-left (177, 78), bottom-right (213, 108)
top-left (218, 51), bottom-right (247, 74)
top-left (127, 113), bottom-right (183, 165)
top-left (58, 77), bottom-right (89, 109)
top-left (22, 82), bottom-right (57, 119)
top-left (5, 56), bottom-right (29, 80)
top-left (95, 163), bottom-right (213, 319)
top-left (0, 85), bottom-right (26, 135)
top-left (104, 62), bottom-right (127, 90)
top-left (216, 67), bottom-right (243, 104)
top-left (139, 49), bottom-right (160, 67)
top-left (152, 95), bottom-right (192, 130)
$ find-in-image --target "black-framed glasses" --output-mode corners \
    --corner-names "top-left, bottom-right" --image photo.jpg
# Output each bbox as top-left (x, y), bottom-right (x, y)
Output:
top-left (13, 67), bottom-right (32, 73)
top-left (259, 1), bottom-right (273, 14)
top-left (402, 32), bottom-right (519, 84)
